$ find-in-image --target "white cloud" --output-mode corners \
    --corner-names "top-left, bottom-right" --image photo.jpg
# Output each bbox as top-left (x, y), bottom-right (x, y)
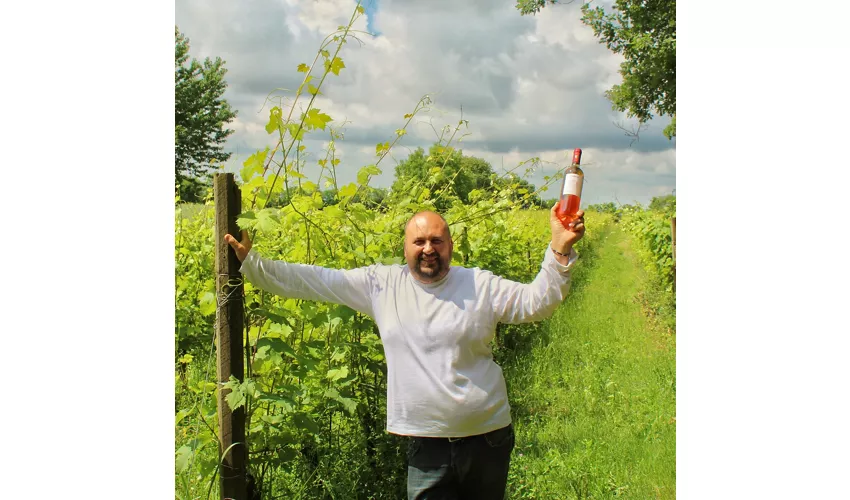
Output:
top-left (176, 0), bottom-right (675, 206)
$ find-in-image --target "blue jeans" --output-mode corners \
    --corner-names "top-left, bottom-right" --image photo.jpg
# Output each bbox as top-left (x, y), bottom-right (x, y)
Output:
top-left (406, 424), bottom-right (515, 500)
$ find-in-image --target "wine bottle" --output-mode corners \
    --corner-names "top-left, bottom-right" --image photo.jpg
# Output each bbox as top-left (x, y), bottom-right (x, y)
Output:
top-left (556, 148), bottom-right (584, 227)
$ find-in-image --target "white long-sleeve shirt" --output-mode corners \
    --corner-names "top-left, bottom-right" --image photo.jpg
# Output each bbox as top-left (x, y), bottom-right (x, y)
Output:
top-left (240, 244), bottom-right (578, 438)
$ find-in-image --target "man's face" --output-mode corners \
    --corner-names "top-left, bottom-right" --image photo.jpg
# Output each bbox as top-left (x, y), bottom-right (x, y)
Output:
top-left (403, 212), bottom-right (453, 283)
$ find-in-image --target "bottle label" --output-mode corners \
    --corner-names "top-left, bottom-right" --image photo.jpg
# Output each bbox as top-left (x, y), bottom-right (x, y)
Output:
top-left (562, 174), bottom-right (583, 197)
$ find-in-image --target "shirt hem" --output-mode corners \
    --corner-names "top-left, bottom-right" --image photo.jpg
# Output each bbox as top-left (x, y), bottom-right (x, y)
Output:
top-left (386, 419), bottom-right (513, 438)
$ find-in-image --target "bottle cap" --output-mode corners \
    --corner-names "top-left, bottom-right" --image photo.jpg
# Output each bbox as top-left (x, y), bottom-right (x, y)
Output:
top-left (572, 148), bottom-right (582, 165)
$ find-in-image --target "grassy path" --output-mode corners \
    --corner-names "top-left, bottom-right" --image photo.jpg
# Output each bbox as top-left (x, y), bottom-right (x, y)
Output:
top-left (501, 220), bottom-right (676, 499)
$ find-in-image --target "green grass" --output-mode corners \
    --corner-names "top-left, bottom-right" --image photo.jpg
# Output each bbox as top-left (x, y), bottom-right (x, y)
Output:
top-left (503, 220), bottom-right (676, 499)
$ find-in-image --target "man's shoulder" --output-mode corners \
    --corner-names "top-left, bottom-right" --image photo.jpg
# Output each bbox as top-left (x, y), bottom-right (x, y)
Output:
top-left (362, 262), bottom-right (406, 277)
top-left (450, 265), bottom-right (494, 282)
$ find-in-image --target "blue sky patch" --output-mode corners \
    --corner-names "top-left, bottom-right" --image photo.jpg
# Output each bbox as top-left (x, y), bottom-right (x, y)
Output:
top-left (363, 0), bottom-right (381, 36)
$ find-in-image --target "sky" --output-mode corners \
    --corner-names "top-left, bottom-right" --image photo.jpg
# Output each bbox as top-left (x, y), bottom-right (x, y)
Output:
top-left (175, 0), bottom-right (676, 206)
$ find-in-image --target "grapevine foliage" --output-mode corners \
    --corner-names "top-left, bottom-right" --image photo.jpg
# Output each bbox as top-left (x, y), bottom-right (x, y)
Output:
top-left (619, 198), bottom-right (676, 293)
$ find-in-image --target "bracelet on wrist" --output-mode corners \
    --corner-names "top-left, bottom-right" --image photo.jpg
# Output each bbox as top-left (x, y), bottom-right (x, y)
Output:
top-left (551, 245), bottom-right (571, 257)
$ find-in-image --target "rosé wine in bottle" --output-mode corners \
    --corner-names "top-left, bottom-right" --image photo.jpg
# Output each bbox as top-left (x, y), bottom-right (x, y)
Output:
top-left (556, 148), bottom-right (583, 228)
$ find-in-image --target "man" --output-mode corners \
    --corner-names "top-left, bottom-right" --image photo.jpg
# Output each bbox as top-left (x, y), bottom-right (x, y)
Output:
top-left (224, 204), bottom-right (585, 499)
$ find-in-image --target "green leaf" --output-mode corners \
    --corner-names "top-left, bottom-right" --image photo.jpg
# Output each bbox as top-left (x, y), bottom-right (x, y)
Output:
top-left (176, 445), bottom-right (193, 473)
top-left (297, 63), bottom-right (310, 73)
top-left (256, 337), bottom-right (297, 359)
top-left (329, 305), bottom-right (357, 323)
top-left (303, 108), bottom-right (333, 130)
top-left (265, 106), bottom-right (282, 134)
top-left (276, 446), bottom-right (298, 463)
top-left (357, 168), bottom-right (371, 186)
top-left (175, 408), bottom-right (192, 426)
top-left (330, 346), bottom-right (346, 362)
top-left (222, 376), bottom-right (256, 411)
top-left (358, 165), bottom-right (381, 184)
top-left (324, 56), bottom-right (346, 76)
top-left (350, 206), bottom-right (370, 223)
top-left (243, 176), bottom-right (265, 194)
top-left (224, 387), bottom-right (245, 411)
top-left (323, 205), bottom-right (345, 218)
top-left (324, 388), bottom-right (358, 415)
top-left (331, 57), bottom-right (345, 75)
top-left (262, 414), bottom-right (285, 425)
top-left (364, 164), bottom-right (381, 175)
top-left (356, 5), bottom-right (365, 14)
top-left (287, 123), bottom-right (305, 141)
top-left (240, 148), bottom-right (268, 183)
top-left (252, 344), bottom-right (273, 366)
top-left (290, 193), bottom-right (312, 213)
top-left (257, 392), bottom-right (296, 413)
top-left (176, 438), bottom-right (208, 473)
top-left (338, 183), bottom-right (358, 201)
top-left (337, 396), bottom-right (357, 414)
top-left (332, 57), bottom-right (346, 75)
top-left (255, 208), bottom-right (280, 233)
top-left (294, 351), bottom-right (319, 371)
top-left (253, 308), bottom-right (294, 329)
top-left (293, 412), bottom-right (320, 435)
top-left (326, 365), bottom-right (349, 381)
top-left (199, 291), bottom-right (216, 316)
top-left (320, 49), bottom-right (330, 59)
top-left (307, 84), bottom-right (321, 96)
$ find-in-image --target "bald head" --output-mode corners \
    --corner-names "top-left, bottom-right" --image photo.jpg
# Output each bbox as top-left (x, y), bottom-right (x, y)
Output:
top-left (404, 211), bottom-right (451, 239)
top-left (403, 211), bottom-right (453, 283)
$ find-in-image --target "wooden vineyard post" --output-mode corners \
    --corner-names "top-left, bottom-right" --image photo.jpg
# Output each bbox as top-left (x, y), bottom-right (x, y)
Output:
top-left (214, 173), bottom-right (246, 500)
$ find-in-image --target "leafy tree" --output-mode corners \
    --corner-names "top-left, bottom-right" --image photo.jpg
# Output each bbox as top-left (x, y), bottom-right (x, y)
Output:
top-left (391, 145), bottom-right (462, 210)
top-left (390, 144), bottom-right (504, 211)
top-left (492, 174), bottom-right (544, 209)
top-left (390, 144), bottom-right (545, 211)
top-left (517, 0), bottom-right (676, 139)
top-left (175, 26), bottom-right (238, 202)
top-left (649, 193), bottom-right (676, 213)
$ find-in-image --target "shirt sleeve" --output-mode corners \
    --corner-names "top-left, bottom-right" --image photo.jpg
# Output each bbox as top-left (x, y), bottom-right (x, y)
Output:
top-left (488, 244), bottom-right (578, 325)
top-left (239, 249), bottom-right (376, 317)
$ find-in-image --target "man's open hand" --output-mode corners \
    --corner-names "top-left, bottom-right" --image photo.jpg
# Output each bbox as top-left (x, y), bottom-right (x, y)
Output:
top-left (224, 230), bottom-right (252, 263)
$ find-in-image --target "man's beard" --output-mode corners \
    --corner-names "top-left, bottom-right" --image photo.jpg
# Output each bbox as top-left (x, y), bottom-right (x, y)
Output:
top-left (414, 254), bottom-right (445, 280)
